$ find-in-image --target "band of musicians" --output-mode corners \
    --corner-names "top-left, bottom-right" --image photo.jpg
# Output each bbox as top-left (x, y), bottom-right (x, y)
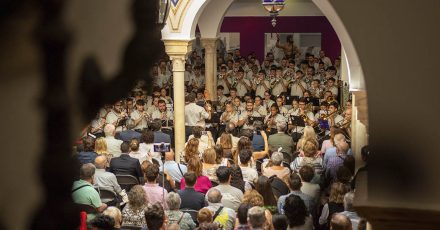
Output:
top-left (87, 47), bottom-right (352, 152)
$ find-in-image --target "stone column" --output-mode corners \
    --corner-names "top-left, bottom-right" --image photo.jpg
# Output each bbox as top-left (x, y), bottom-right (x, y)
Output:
top-left (163, 40), bottom-right (192, 162)
top-left (351, 91), bottom-right (369, 170)
top-left (201, 38), bottom-right (217, 101)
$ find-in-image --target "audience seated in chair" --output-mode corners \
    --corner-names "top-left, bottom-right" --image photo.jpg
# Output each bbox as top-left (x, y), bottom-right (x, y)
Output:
top-left (108, 142), bottom-right (143, 183)
top-left (72, 163), bottom-right (107, 222)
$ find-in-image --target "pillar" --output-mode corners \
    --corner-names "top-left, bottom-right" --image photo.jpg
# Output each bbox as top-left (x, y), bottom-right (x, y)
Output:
top-left (351, 91), bottom-right (368, 171)
top-left (163, 40), bottom-right (192, 162)
top-left (201, 38), bottom-right (217, 101)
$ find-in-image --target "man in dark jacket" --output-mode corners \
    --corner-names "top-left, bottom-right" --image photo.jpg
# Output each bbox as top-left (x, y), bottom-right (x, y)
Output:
top-left (108, 142), bottom-right (143, 182)
top-left (178, 172), bottom-right (206, 211)
top-left (150, 119), bottom-right (171, 144)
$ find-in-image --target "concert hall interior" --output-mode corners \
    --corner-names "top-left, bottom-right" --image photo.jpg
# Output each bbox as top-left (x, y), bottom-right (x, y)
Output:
top-left (1, 0), bottom-right (440, 229)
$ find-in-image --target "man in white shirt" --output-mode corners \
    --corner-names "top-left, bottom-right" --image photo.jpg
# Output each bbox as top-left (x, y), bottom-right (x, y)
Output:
top-left (151, 99), bottom-right (174, 121)
top-left (104, 124), bottom-right (123, 157)
top-left (131, 99), bottom-right (149, 131)
top-left (190, 65), bottom-right (205, 91)
top-left (105, 101), bottom-right (127, 132)
top-left (207, 166), bottom-right (243, 211)
top-left (235, 68), bottom-right (251, 97)
top-left (254, 96), bottom-right (267, 117)
top-left (253, 70), bottom-right (270, 98)
top-left (184, 93), bottom-right (211, 140)
top-left (290, 70), bottom-right (308, 98)
top-left (289, 97), bottom-right (316, 142)
top-left (325, 77), bottom-right (339, 98)
top-left (184, 64), bottom-right (194, 87)
top-left (319, 50), bottom-right (332, 68)
top-left (146, 96), bottom-right (160, 116)
top-left (217, 65), bottom-right (231, 95)
top-left (270, 67), bottom-right (288, 97)
top-left (239, 99), bottom-right (262, 130)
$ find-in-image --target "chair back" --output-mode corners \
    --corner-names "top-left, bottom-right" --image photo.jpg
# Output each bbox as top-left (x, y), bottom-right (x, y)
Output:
top-left (116, 175), bottom-right (140, 191)
top-left (181, 208), bottom-right (199, 224)
top-left (95, 187), bottom-right (117, 201)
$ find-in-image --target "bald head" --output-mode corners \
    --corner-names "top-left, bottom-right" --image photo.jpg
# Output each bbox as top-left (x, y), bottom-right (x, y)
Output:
top-left (207, 188), bottom-right (222, 203)
top-left (94, 156), bottom-right (107, 169)
top-left (165, 150), bottom-right (175, 161)
top-left (330, 214), bottom-right (352, 230)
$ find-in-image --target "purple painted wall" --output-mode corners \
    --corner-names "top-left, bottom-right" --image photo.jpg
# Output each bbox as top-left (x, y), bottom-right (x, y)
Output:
top-left (220, 16), bottom-right (341, 62)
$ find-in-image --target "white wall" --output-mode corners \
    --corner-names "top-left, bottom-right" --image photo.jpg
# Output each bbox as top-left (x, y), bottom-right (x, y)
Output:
top-left (225, 0), bottom-right (324, 17)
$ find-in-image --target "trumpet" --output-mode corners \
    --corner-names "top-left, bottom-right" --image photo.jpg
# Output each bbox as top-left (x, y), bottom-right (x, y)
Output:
top-left (270, 79), bottom-right (281, 88)
top-left (266, 115), bottom-right (274, 132)
top-left (320, 110), bottom-right (338, 121)
top-left (335, 119), bottom-right (351, 129)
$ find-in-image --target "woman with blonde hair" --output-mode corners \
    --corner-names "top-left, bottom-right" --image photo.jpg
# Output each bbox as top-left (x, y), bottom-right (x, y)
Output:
top-left (290, 140), bottom-right (323, 181)
top-left (103, 206), bottom-right (122, 229)
top-left (179, 157), bottom-right (212, 194)
top-left (95, 137), bottom-right (111, 165)
top-left (95, 137), bottom-right (108, 155)
top-left (296, 126), bottom-right (319, 153)
top-left (319, 182), bottom-right (349, 227)
top-left (182, 138), bottom-right (200, 163)
top-left (202, 148), bottom-right (220, 182)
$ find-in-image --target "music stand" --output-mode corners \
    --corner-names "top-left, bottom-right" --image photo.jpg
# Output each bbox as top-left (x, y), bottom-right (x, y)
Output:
top-left (291, 115), bottom-right (306, 127)
top-left (318, 119), bottom-right (330, 130)
top-left (116, 117), bottom-right (128, 127)
top-left (161, 120), bottom-right (174, 128)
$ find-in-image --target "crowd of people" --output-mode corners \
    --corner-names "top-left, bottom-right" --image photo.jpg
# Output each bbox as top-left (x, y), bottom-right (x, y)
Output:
top-left (73, 44), bottom-right (368, 230)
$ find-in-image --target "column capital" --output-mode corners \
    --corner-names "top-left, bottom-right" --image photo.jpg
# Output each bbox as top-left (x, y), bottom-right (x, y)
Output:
top-left (201, 38), bottom-right (218, 53)
top-left (163, 39), bottom-right (193, 59)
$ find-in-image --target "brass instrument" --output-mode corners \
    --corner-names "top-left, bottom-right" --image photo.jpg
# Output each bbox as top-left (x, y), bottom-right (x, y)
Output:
top-left (266, 114), bottom-right (274, 132)
top-left (335, 119), bottom-right (351, 129)
top-left (270, 78), bottom-right (282, 88)
top-left (320, 110), bottom-right (338, 121)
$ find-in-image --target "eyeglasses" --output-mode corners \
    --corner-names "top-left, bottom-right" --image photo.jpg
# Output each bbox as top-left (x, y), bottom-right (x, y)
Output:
top-left (299, 103), bottom-right (306, 106)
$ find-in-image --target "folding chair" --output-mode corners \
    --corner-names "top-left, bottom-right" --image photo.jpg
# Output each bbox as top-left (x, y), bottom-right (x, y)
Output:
top-left (116, 175), bottom-right (139, 191)
top-left (181, 208), bottom-right (199, 224)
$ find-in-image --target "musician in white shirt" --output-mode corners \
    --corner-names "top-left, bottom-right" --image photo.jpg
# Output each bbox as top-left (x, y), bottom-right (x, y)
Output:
top-left (151, 100), bottom-right (174, 121)
top-left (289, 98), bottom-right (316, 141)
top-left (235, 68), bottom-right (252, 97)
top-left (319, 50), bottom-right (332, 68)
top-left (184, 93), bottom-right (211, 140)
top-left (131, 99), bottom-right (149, 131)
top-left (240, 99), bottom-right (263, 130)
top-left (264, 104), bottom-right (287, 134)
top-left (253, 70), bottom-right (270, 98)
top-left (220, 101), bottom-right (240, 127)
top-left (146, 96), bottom-right (160, 116)
top-left (275, 96), bottom-right (289, 116)
top-left (254, 96), bottom-right (267, 117)
top-left (190, 66), bottom-right (205, 91)
top-left (290, 70), bottom-right (308, 98)
top-left (105, 100), bottom-right (128, 132)
top-left (271, 67), bottom-right (288, 97)
top-left (217, 65), bottom-right (231, 95)
top-left (325, 77), bottom-right (339, 97)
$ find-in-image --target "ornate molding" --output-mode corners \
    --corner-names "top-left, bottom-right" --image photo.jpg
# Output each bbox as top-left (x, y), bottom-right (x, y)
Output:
top-left (168, 0), bottom-right (192, 32)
